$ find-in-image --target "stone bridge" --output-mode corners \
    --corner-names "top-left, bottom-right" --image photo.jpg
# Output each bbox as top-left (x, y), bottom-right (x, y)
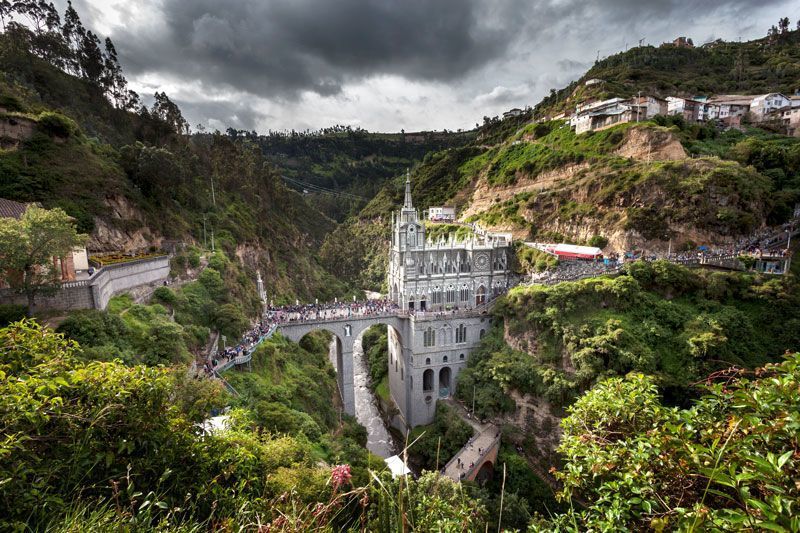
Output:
top-left (277, 313), bottom-right (410, 418)
top-left (276, 309), bottom-right (494, 428)
top-left (441, 399), bottom-right (501, 483)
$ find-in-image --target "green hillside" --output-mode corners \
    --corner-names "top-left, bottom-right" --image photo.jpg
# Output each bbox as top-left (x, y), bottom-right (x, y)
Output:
top-left (251, 127), bottom-right (472, 221)
top-left (535, 28), bottom-right (800, 118)
top-left (0, 32), bottom-right (348, 302)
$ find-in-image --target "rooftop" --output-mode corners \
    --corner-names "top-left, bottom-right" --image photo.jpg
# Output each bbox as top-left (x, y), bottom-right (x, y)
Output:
top-left (0, 197), bottom-right (31, 219)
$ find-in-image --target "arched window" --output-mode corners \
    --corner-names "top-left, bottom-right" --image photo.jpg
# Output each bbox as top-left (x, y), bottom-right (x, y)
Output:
top-left (460, 285), bottom-right (469, 302)
top-left (425, 357), bottom-right (431, 365)
top-left (456, 324), bottom-right (467, 343)
top-left (479, 329), bottom-right (486, 339)
top-left (432, 287), bottom-right (442, 305)
top-left (423, 369), bottom-right (434, 391)
top-left (423, 327), bottom-right (436, 347)
top-left (446, 285), bottom-right (456, 304)
top-left (443, 355), bottom-right (448, 363)
top-left (439, 367), bottom-right (451, 398)
top-left (460, 353), bottom-right (465, 360)
top-left (476, 285), bottom-right (487, 306)
top-left (441, 324), bottom-right (452, 346)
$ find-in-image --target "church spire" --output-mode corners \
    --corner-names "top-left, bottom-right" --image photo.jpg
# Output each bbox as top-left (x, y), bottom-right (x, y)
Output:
top-left (403, 168), bottom-right (413, 209)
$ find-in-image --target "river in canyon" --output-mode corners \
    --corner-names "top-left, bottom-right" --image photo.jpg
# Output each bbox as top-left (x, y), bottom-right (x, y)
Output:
top-left (330, 336), bottom-right (397, 458)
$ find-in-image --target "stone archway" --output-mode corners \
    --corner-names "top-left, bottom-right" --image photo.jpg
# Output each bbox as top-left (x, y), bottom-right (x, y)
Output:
top-left (438, 366), bottom-right (451, 398)
top-left (423, 368), bottom-right (434, 391)
top-left (474, 460), bottom-right (494, 485)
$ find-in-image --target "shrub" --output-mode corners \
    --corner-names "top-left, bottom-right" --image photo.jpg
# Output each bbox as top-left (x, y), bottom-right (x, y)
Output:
top-left (37, 111), bottom-right (78, 138)
top-left (152, 286), bottom-right (177, 305)
top-left (588, 235), bottom-right (609, 248)
top-left (0, 304), bottom-right (26, 326)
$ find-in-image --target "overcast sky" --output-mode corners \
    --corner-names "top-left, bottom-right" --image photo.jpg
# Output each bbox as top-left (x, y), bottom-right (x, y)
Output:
top-left (58, 0), bottom-right (794, 133)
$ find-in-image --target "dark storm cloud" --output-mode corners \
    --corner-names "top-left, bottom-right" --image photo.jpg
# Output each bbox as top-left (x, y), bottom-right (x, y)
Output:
top-left (56, 0), bottom-right (796, 131)
top-left (107, 0), bottom-right (521, 99)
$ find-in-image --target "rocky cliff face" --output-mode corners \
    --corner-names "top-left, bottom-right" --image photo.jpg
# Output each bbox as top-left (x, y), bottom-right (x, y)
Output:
top-left (88, 195), bottom-right (164, 253)
top-left (614, 125), bottom-right (686, 161)
top-left (459, 123), bottom-right (770, 252)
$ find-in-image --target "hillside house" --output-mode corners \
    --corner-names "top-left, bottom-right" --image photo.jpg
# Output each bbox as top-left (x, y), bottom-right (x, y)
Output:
top-left (672, 36), bottom-right (694, 48)
top-left (570, 98), bottom-right (630, 134)
top-left (750, 93), bottom-right (791, 120)
top-left (503, 108), bottom-right (524, 119)
top-left (705, 95), bottom-right (754, 126)
top-left (666, 96), bottom-right (705, 122)
top-left (631, 95), bottom-right (667, 119)
top-left (427, 206), bottom-right (456, 222)
top-left (0, 198), bottom-right (89, 289)
top-left (779, 107), bottom-right (800, 136)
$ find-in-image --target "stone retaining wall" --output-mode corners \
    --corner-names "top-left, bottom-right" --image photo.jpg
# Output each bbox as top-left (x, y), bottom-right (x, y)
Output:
top-left (0, 256), bottom-right (170, 312)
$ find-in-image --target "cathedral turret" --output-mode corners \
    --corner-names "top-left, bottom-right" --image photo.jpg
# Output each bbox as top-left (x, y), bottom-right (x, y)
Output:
top-left (403, 169), bottom-right (413, 209)
top-left (400, 169), bottom-right (418, 224)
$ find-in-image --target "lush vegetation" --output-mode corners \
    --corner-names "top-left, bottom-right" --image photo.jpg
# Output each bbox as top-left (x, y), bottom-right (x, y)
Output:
top-left (0, 4), bottom-right (352, 302)
top-left (533, 354), bottom-right (800, 531)
top-left (0, 319), bottom-right (492, 531)
top-left (514, 243), bottom-right (559, 273)
top-left (424, 222), bottom-right (474, 242)
top-left (0, 205), bottom-right (87, 312)
top-left (361, 324), bottom-right (389, 395)
top-left (243, 127), bottom-right (471, 222)
top-left (461, 261), bottom-right (800, 421)
top-left (408, 402), bottom-right (474, 471)
top-left (57, 250), bottom-right (256, 365)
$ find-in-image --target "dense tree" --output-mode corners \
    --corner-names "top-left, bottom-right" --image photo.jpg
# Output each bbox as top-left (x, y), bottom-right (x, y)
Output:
top-left (0, 206), bottom-right (86, 314)
top-left (537, 356), bottom-right (800, 531)
top-left (152, 91), bottom-right (189, 136)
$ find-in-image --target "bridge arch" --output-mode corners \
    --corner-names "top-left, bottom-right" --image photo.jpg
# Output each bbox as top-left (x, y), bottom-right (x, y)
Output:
top-left (474, 460), bottom-right (494, 485)
top-left (276, 315), bottom-right (407, 418)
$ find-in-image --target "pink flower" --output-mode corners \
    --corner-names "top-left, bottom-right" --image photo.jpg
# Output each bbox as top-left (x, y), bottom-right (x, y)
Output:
top-left (331, 464), bottom-right (352, 490)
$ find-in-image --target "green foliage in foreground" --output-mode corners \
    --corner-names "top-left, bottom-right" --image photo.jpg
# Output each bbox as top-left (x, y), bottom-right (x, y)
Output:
top-left (533, 355), bottom-right (800, 531)
top-left (224, 332), bottom-right (339, 442)
top-left (0, 320), bottom-right (489, 531)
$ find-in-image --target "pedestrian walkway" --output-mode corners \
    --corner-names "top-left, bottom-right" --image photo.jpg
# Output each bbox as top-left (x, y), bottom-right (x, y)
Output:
top-left (441, 399), bottom-right (501, 483)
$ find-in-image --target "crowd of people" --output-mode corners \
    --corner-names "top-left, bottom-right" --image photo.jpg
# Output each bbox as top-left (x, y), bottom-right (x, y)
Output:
top-left (528, 217), bottom-right (798, 286)
top-left (265, 299), bottom-right (399, 323)
top-left (199, 299), bottom-right (401, 376)
top-left (528, 260), bottom-right (620, 285)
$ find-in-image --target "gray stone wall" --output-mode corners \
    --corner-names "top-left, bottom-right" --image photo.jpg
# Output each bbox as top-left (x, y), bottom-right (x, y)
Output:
top-left (400, 314), bottom-right (492, 427)
top-left (90, 256), bottom-right (171, 310)
top-left (0, 282), bottom-right (95, 311)
top-left (0, 256), bottom-right (170, 312)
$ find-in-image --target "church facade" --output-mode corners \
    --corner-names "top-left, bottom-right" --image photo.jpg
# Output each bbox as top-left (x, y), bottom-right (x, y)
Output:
top-left (385, 174), bottom-right (514, 426)
top-left (388, 175), bottom-right (514, 312)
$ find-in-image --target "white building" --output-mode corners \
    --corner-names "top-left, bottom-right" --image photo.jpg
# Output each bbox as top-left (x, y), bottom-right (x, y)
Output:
top-left (706, 95), bottom-right (754, 125)
top-left (389, 174), bottom-right (513, 312)
top-left (750, 93), bottom-right (791, 120)
top-left (427, 206), bottom-right (456, 222)
top-left (503, 108), bottom-right (524, 119)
